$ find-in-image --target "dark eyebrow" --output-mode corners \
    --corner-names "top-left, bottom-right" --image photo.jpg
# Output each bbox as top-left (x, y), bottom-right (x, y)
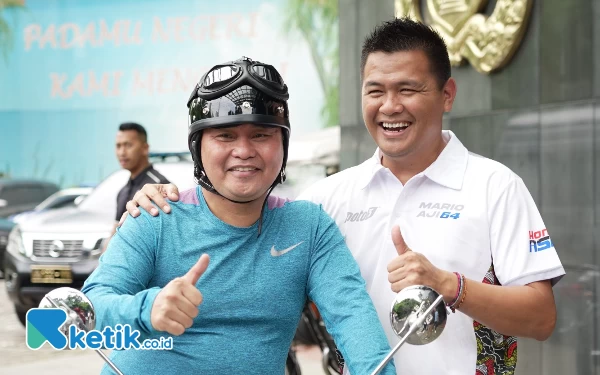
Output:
top-left (397, 80), bottom-right (421, 87)
top-left (364, 79), bottom-right (423, 88)
top-left (364, 81), bottom-right (383, 88)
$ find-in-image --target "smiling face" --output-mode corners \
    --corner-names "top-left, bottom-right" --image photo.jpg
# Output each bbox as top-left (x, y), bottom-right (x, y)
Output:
top-left (200, 123), bottom-right (284, 202)
top-left (361, 49), bottom-right (456, 168)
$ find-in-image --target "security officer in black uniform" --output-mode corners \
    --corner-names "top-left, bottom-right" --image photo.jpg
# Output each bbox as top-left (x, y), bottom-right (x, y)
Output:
top-left (105, 122), bottom-right (170, 249)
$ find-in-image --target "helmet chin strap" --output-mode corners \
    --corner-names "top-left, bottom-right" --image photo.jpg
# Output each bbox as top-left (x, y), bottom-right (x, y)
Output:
top-left (197, 168), bottom-right (282, 237)
top-left (191, 133), bottom-right (286, 237)
top-left (196, 171), bottom-right (259, 204)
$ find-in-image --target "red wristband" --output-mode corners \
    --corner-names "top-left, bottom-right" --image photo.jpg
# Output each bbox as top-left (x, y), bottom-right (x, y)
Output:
top-left (446, 272), bottom-right (461, 307)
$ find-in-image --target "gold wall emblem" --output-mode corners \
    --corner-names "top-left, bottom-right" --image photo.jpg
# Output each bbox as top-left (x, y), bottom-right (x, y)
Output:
top-left (395, 0), bottom-right (533, 74)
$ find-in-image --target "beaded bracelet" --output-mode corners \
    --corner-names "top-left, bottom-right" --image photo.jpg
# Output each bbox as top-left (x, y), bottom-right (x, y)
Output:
top-left (446, 272), bottom-right (463, 310)
top-left (454, 276), bottom-right (468, 311)
top-left (448, 273), bottom-right (466, 313)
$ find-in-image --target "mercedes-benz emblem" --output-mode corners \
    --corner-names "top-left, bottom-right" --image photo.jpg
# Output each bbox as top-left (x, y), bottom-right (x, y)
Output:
top-left (49, 240), bottom-right (65, 258)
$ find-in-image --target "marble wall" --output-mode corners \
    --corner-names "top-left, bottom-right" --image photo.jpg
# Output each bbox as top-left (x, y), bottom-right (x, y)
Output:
top-left (339, 0), bottom-right (600, 373)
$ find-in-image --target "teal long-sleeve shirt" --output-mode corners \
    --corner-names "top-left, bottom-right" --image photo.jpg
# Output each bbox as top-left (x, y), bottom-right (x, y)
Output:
top-left (82, 187), bottom-right (396, 375)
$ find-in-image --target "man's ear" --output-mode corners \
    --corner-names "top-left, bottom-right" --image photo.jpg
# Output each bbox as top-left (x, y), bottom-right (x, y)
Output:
top-left (443, 78), bottom-right (457, 113)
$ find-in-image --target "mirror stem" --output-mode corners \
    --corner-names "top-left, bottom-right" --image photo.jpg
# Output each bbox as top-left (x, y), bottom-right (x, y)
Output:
top-left (44, 292), bottom-right (125, 375)
top-left (96, 349), bottom-right (125, 375)
top-left (370, 295), bottom-right (445, 375)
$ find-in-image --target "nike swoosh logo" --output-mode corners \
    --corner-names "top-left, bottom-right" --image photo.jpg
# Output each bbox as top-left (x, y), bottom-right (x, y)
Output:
top-left (271, 241), bottom-right (304, 257)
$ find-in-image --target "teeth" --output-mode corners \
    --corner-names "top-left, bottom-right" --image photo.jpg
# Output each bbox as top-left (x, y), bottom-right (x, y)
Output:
top-left (382, 122), bottom-right (410, 129)
top-left (233, 167), bottom-right (256, 172)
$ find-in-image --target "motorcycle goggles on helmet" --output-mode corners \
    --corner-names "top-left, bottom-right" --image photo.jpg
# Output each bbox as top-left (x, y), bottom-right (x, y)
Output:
top-left (187, 56), bottom-right (289, 105)
top-left (187, 57), bottom-right (290, 137)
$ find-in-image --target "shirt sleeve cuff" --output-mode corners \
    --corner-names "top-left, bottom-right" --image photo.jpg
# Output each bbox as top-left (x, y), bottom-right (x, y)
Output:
top-left (503, 266), bottom-right (566, 287)
top-left (140, 287), bottom-right (162, 333)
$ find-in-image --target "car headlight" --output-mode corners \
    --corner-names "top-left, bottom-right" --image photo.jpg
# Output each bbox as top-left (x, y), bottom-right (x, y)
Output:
top-left (7, 225), bottom-right (27, 257)
top-left (90, 237), bottom-right (110, 258)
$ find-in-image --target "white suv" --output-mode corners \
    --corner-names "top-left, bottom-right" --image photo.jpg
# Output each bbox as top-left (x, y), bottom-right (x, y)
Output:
top-left (4, 157), bottom-right (196, 325)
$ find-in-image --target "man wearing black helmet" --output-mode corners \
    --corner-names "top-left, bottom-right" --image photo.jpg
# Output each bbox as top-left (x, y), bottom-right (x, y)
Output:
top-left (81, 57), bottom-right (396, 375)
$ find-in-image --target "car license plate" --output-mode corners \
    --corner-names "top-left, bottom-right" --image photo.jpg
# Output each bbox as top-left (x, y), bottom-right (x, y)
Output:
top-left (30, 265), bottom-right (73, 284)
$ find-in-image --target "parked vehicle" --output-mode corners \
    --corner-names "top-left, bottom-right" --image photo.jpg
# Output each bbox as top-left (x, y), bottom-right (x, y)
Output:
top-left (0, 179), bottom-right (60, 218)
top-left (0, 217), bottom-right (16, 278)
top-left (9, 187), bottom-right (94, 224)
top-left (4, 157), bottom-right (195, 326)
top-left (274, 126), bottom-right (340, 199)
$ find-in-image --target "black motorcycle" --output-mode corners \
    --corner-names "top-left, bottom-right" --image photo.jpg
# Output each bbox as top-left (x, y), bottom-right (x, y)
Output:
top-left (288, 300), bottom-right (343, 375)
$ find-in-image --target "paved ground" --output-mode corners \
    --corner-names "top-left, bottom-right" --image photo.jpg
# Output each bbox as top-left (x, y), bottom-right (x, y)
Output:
top-left (0, 280), bottom-right (326, 374)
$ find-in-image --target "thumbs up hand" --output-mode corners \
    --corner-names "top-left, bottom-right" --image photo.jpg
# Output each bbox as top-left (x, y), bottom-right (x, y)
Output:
top-left (392, 225), bottom-right (411, 256)
top-left (387, 225), bottom-right (450, 294)
top-left (151, 254), bottom-right (210, 336)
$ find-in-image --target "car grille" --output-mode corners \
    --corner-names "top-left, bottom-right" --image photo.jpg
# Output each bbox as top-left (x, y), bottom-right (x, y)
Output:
top-left (32, 240), bottom-right (85, 258)
top-left (0, 234), bottom-right (8, 252)
top-left (0, 234), bottom-right (8, 247)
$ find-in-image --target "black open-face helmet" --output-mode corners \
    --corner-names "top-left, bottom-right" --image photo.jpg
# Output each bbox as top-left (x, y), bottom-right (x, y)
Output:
top-left (187, 57), bottom-right (291, 202)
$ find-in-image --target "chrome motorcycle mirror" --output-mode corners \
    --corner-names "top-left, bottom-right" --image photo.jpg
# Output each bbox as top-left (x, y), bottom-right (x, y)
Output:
top-left (370, 285), bottom-right (447, 375)
top-left (39, 287), bottom-right (125, 375)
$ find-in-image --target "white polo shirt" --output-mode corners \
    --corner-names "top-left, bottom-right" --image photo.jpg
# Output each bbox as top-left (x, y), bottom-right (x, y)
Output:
top-left (297, 130), bottom-right (565, 375)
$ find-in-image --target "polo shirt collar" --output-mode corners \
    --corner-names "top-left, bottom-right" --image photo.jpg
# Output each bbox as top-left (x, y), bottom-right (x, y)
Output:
top-left (130, 164), bottom-right (154, 184)
top-left (356, 149), bottom-right (386, 190)
top-left (422, 130), bottom-right (469, 190)
top-left (357, 130), bottom-right (468, 190)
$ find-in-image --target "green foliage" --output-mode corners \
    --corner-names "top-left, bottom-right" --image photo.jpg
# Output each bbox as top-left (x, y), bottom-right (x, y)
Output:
top-left (65, 294), bottom-right (90, 308)
top-left (393, 298), bottom-right (420, 317)
top-left (0, 0), bottom-right (25, 62)
top-left (284, 0), bottom-right (339, 128)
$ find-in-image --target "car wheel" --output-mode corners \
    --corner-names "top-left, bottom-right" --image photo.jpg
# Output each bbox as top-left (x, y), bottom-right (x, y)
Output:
top-left (15, 308), bottom-right (28, 327)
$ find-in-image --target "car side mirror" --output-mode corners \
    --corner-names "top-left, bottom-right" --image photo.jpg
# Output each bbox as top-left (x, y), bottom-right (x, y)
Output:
top-left (74, 196), bottom-right (85, 205)
top-left (0, 199), bottom-right (7, 208)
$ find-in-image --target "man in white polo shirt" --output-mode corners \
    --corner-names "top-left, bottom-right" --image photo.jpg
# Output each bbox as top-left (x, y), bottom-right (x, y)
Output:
top-left (121, 17), bottom-right (565, 375)
top-left (298, 129), bottom-right (563, 374)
